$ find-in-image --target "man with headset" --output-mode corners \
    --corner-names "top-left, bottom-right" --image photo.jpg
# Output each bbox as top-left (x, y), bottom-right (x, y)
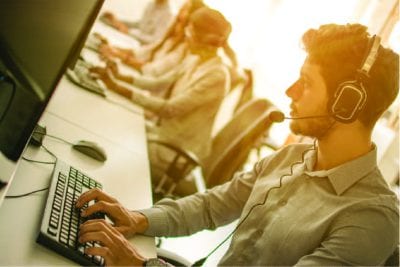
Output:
top-left (76, 23), bottom-right (399, 266)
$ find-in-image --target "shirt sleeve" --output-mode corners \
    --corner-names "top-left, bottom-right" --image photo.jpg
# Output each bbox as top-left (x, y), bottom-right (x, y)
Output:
top-left (295, 206), bottom-right (399, 266)
top-left (131, 70), bottom-right (179, 92)
top-left (139, 158), bottom-right (271, 237)
top-left (131, 65), bottom-right (229, 119)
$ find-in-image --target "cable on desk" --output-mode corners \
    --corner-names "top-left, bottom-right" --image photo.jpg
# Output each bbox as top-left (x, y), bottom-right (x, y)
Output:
top-left (5, 187), bottom-right (49, 198)
top-left (22, 144), bottom-right (57, 165)
top-left (33, 131), bottom-right (74, 146)
top-left (9, 144), bottom-right (56, 198)
top-left (41, 144), bottom-right (57, 159)
top-left (22, 157), bottom-right (56, 165)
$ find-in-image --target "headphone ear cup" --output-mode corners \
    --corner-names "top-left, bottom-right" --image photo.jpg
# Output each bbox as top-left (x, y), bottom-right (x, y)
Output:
top-left (331, 81), bottom-right (367, 123)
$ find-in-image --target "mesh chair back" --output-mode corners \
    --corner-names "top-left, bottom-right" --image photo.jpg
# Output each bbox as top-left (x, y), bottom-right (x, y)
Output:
top-left (203, 98), bottom-right (277, 187)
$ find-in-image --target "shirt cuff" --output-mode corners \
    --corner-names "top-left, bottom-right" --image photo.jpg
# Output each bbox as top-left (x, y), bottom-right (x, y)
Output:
top-left (138, 207), bottom-right (169, 236)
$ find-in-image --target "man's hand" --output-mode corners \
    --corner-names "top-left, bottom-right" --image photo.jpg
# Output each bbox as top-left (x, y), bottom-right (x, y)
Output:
top-left (76, 188), bottom-right (148, 237)
top-left (79, 219), bottom-right (147, 266)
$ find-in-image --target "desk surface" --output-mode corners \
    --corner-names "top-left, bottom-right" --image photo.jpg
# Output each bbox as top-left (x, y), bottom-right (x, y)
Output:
top-left (0, 110), bottom-right (155, 265)
top-left (46, 76), bottom-right (148, 155)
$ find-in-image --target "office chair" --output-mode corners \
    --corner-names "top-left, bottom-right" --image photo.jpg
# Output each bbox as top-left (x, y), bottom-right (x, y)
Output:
top-left (211, 68), bottom-right (254, 136)
top-left (156, 247), bottom-right (193, 267)
top-left (202, 97), bottom-right (277, 187)
top-left (147, 137), bottom-right (201, 200)
top-left (233, 68), bottom-right (254, 113)
top-left (149, 98), bottom-right (279, 198)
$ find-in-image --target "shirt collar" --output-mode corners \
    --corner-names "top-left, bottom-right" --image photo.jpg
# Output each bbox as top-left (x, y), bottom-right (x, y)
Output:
top-left (303, 144), bottom-right (378, 195)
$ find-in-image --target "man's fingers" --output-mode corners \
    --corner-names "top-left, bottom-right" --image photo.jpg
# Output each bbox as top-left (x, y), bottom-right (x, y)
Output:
top-left (79, 219), bottom-right (107, 235)
top-left (75, 188), bottom-right (116, 208)
top-left (80, 200), bottom-right (115, 218)
top-left (79, 220), bottom-right (115, 246)
top-left (85, 246), bottom-right (112, 265)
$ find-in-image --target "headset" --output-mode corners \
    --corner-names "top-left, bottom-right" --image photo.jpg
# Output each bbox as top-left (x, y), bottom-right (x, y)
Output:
top-left (330, 35), bottom-right (381, 123)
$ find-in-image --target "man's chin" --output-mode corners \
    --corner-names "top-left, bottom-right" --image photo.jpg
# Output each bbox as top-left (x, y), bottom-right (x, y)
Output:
top-left (289, 119), bottom-right (333, 139)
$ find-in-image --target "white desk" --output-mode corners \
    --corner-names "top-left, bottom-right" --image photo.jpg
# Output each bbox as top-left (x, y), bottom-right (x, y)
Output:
top-left (46, 76), bottom-right (148, 155)
top-left (0, 110), bottom-right (155, 265)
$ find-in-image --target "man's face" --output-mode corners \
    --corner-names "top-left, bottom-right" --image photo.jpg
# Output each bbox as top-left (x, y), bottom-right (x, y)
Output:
top-left (285, 58), bottom-right (335, 138)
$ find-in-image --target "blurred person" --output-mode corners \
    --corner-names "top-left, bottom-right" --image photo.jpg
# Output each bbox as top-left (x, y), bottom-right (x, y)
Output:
top-left (97, 0), bottom-right (205, 72)
top-left (76, 23), bottom-right (399, 266)
top-left (100, 0), bottom-right (173, 45)
top-left (98, 0), bottom-right (240, 85)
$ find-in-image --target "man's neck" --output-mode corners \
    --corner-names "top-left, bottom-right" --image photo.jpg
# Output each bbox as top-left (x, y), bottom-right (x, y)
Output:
top-left (314, 124), bottom-right (373, 171)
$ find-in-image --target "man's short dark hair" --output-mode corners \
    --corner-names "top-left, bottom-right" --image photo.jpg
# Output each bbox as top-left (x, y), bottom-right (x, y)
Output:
top-left (302, 23), bottom-right (399, 128)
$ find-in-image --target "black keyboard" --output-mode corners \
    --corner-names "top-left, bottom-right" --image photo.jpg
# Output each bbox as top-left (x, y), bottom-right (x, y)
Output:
top-left (37, 159), bottom-right (105, 266)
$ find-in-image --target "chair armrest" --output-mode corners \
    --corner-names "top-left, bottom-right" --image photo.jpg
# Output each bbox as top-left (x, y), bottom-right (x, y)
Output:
top-left (156, 247), bottom-right (193, 267)
top-left (147, 137), bottom-right (201, 166)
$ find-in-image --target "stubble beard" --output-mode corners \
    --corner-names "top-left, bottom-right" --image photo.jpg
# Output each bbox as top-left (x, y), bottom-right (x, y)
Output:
top-left (290, 116), bottom-right (335, 139)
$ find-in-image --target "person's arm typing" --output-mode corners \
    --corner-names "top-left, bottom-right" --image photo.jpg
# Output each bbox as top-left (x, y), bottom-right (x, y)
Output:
top-left (76, 188), bottom-right (149, 237)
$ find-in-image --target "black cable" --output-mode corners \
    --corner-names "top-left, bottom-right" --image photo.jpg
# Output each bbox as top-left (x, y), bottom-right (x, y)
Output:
top-left (32, 131), bottom-right (74, 146)
top-left (8, 144), bottom-right (56, 198)
top-left (5, 187), bottom-right (49, 198)
top-left (41, 144), bottom-right (57, 159)
top-left (22, 144), bottom-right (57, 165)
top-left (22, 157), bottom-right (56, 165)
top-left (0, 71), bottom-right (16, 123)
top-left (193, 140), bottom-right (318, 266)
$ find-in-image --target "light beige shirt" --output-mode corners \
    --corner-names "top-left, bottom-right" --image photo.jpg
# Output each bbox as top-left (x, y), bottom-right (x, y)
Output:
top-left (141, 143), bottom-right (399, 266)
top-left (132, 54), bottom-right (230, 160)
top-left (141, 42), bottom-right (187, 77)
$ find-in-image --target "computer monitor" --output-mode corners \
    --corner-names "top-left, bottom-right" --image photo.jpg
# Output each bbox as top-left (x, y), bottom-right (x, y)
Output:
top-left (0, 0), bottom-right (104, 161)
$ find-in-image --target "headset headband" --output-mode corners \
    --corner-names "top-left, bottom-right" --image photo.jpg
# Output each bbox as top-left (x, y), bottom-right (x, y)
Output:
top-left (359, 35), bottom-right (381, 77)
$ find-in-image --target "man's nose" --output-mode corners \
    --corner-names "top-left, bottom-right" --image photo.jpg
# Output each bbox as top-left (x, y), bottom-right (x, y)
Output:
top-left (286, 80), bottom-right (301, 101)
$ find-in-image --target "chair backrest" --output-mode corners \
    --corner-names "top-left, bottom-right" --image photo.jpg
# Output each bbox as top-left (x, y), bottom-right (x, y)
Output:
top-left (202, 98), bottom-right (277, 187)
top-left (211, 79), bottom-right (245, 137)
top-left (234, 68), bottom-right (253, 112)
top-left (211, 68), bottom-right (254, 137)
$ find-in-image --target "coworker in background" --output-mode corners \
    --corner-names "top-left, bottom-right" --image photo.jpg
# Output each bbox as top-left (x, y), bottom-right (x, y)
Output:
top-left (97, 0), bottom-right (205, 72)
top-left (92, 7), bottom-right (231, 194)
top-left (100, 0), bottom-right (173, 45)
top-left (93, 6), bottom-right (243, 101)
top-left (77, 24), bottom-right (399, 266)
top-left (98, 0), bottom-right (240, 84)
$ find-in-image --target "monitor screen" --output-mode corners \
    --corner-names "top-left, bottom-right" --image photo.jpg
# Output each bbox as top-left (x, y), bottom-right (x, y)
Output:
top-left (0, 0), bottom-right (104, 161)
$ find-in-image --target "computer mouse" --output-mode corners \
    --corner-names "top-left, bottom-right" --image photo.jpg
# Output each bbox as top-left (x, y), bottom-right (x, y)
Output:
top-left (72, 140), bottom-right (107, 162)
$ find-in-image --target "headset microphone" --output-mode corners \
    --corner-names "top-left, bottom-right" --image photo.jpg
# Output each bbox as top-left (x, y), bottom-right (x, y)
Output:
top-left (268, 110), bottom-right (333, 123)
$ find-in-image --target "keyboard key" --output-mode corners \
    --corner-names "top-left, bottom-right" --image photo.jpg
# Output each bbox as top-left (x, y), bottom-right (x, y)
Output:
top-left (47, 227), bottom-right (58, 236)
